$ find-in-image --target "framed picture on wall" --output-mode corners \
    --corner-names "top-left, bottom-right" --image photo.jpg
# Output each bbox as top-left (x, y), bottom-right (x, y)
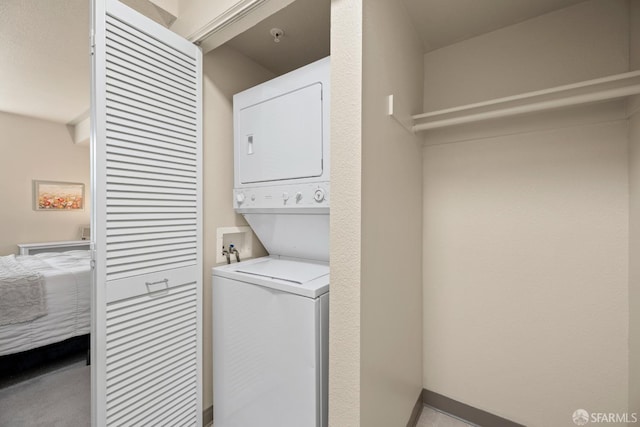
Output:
top-left (33, 180), bottom-right (85, 211)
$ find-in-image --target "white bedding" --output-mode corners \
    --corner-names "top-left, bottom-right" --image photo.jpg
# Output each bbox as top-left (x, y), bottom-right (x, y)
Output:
top-left (0, 250), bottom-right (91, 356)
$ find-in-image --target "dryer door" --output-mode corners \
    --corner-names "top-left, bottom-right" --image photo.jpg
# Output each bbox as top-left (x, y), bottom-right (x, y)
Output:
top-left (237, 83), bottom-right (324, 184)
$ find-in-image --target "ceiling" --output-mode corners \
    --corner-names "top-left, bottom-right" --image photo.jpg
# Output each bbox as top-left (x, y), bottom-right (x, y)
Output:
top-left (0, 0), bottom-right (173, 125)
top-left (226, 0), bottom-right (330, 76)
top-left (1, 0), bottom-right (591, 124)
top-left (0, 0), bottom-right (90, 124)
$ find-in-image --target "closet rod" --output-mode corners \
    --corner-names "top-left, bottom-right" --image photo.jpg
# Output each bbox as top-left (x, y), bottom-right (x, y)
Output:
top-left (412, 70), bottom-right (640, 132)
top-left (413, 85), bottom-right (640, 132)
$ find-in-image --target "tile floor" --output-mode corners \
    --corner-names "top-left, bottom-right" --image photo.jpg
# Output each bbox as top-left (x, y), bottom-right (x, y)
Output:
top-left (417, 405), bottom-right (476, 427)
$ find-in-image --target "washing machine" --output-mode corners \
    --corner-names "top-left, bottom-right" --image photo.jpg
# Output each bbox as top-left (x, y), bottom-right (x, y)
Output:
top-left (213, 57), bottom-right (330, 427)
top-left (212, 256), bottom-right (329, 427)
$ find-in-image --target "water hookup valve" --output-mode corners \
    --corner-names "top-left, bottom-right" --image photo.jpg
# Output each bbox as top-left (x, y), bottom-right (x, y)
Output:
top-left (221, 244), bottom-right (241, 264)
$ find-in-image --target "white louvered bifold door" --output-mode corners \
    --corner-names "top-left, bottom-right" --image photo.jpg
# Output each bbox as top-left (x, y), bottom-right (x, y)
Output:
top-left (91, 1), bottom-right (202, 426)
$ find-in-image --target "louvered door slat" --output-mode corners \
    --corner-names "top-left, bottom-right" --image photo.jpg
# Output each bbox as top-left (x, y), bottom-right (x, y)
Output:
top-left (103, 279), bottom-right (199, 422)
top-left (106, 77), bottom-right (196, 119)
top-left (107, 162), bottom-right (196, 182)
top-left (107, 92), bottom-right (196, 129)
top-left (106, 100), bottom-right (197, 135)
top-left (107, 235), bottom-right (195, 249)
top-left (107, 198), bottom-right (196, 206)
top-left (104, 32), bottom-right (196, 86)
top-left (106, 73), bottom-right (196, 113)
top-left (92, 1), bottom-right (201, 425)
top-left (108, 113), bottom-right (195, 141)
top-left (107, 241), bottom-right (197, 258)
top-left (107, 226), bottom-right (196, 238)
top-left (107, 187), bottom-right (196, 199)
top-left (151, 399), bottom-right (197, 427)
top-left (107, 145), bottom-right (196, 167)
top-left (107, 175), bottom-right (195, 190)
top-left (107, 162), bottom-right (196, 178)
top-left (106, 260), bottom-right (196, 280)
top-left (107, 364), bottom-right (195, 422)
top-left (108, 363), bottom-right (196, 413)
top-left (108, 336), bottom-right (195, 376)
top-left (106, 66), bottom-right (196, 111)
top-left (105, 43), bottom-right (196, 93)
top-left (107, 85), bottom-right (196, 123)
top-left (107, 126), bottom-right (196, 151)
top-left (106, 334), bottom-right (195, 381)
top-left (108, 192), bottom-right (196, 201)
top-left (108, 123), bottom-right (195, 149)
top-left (106, 16), bottom-right (195, 73)
top-left (107, 322), bottom-right (195, 366)
top-left (107, 349), bottom-right (194, 399)
top-left (106, 51), bottom-right (196, 97)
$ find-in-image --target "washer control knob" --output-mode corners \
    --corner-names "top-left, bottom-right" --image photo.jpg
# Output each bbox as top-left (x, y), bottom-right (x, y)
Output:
top-left (313, 188), bottom-right (325, 202)
top-left (295, 192), bottom-right (303, 202)
top-left (282, 192), bottom-right (289, 201)
top-left (251, 194), bottom-right (256, 201)
top-left (236, 193), bottom-right (245, 204)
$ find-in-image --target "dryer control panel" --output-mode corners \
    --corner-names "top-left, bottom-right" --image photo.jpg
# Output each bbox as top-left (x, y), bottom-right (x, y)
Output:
top-left (234, 183), bottom-right (329, 211)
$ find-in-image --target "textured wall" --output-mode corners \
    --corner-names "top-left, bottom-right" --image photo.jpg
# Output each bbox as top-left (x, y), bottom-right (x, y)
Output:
top-left (360, 0), bottom-right (424, 426)
top-left (328, 0), bottom-right (363, 425)
top-left (202, 45), bottom-right (272, 411)
top-left (0, 112), bottom-right (90, 255)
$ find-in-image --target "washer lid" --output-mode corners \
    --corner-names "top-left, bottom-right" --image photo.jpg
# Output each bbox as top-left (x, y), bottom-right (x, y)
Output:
top-left (213, 256), bottom-right (329, 298)
top-left (236, 258), bottom-right (328, 284)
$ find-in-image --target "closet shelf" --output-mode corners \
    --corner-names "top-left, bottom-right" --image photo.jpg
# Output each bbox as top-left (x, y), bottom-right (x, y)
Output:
top-left (402, 71), bottom-right (640, 133)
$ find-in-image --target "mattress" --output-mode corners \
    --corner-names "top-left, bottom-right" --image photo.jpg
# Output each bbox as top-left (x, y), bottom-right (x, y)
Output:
top-left (0, 250), bottom-right (91, 356)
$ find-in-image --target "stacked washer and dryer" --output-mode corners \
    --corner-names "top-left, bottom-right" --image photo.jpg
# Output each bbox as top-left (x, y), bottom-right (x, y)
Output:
top-left (212, 57), bottom-right (330, 427)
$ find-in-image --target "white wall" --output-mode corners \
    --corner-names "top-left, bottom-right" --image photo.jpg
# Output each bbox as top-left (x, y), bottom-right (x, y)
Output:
top-left (0, 112), bottom-right (90, 255)
top-left (422, 1), bottom-right (632, 425)
top-left (423, 0), bottom-right (629, 112)
top-left (361, 0), bottom-right (424, 426)
top-left (202, 44), bottom-right (272, 412)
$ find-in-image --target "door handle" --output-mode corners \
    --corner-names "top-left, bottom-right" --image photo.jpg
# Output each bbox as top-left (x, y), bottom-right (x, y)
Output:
top-left (247, 134), bottom-right (254, 155)
top-left (145, 278), bottom-right (169, 297)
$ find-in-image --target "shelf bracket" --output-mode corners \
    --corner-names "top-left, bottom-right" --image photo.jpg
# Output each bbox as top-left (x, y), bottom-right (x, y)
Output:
top-left (387, 94), bottom-right (414, 134)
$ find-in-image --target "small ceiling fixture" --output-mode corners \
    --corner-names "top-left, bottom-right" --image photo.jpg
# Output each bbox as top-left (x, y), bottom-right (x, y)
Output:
top-left (270, 28), bottom-right (285, 43)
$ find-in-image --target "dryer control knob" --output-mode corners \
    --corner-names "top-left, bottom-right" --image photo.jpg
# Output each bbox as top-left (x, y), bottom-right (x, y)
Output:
top-left (314, 188), bottom-right (325, 202)
top-left (295, 192), bottom-right (303, 202)
top-left (236, 193), bottom-right (245, 203)
top-left (282, 192), bottom-right (289, 201)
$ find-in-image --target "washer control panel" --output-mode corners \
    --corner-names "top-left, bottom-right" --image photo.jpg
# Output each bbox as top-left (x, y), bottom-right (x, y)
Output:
top-left (234, 183), bottom-right (330, 209)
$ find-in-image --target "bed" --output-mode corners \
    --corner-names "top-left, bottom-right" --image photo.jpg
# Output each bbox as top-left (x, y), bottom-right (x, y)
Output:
top-left (0, 250), bottom-right (91, 356)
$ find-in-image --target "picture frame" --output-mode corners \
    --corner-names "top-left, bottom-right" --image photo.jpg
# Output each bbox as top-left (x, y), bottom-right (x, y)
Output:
top-left (33, 180), bottom-right (85, 211)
